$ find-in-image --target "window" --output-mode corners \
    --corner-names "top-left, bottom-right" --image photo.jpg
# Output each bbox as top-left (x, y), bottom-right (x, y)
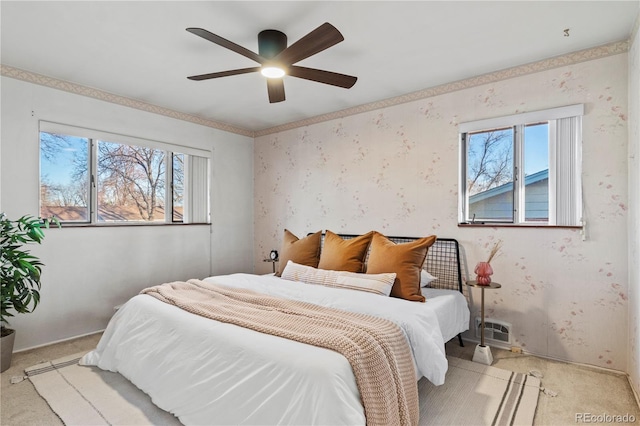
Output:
top-left (172, 153), bottom-right (184, 222)
top-left (40, 133), bottom-right (90, 222)
top-left (459, 104), bottom-right (583, 226)
top-left (39, 122), bottom-right (210, 225)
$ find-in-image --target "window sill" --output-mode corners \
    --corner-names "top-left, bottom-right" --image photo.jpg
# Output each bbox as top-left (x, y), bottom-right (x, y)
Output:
top-left (458, 223), bottom-right (582, 229)
top-left (56, 222), bottom-right (210, 229)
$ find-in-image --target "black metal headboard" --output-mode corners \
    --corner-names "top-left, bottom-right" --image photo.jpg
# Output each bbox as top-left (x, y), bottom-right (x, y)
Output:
top-left (317, 233), bottom-right (466, 347)
top-left (319, 233), bottom-right (463, 294)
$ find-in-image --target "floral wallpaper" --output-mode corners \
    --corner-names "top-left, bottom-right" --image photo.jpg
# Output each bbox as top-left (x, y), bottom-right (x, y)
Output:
top-left (254, 53), bottom-right (630, 371)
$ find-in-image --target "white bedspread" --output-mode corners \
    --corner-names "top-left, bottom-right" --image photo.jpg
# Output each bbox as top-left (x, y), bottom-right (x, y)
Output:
top-left (421, 287), bottom-right (471, 343)
top-left (82, 273), bottom-right (469, 425)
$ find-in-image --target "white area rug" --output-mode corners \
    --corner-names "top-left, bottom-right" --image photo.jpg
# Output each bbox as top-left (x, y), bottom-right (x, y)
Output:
top-left (419, 356), bottom-right (541, 425)
top-left (25, 353), bottom-right (180, 425)
top-left (26, 353), bottom-right (540, 425)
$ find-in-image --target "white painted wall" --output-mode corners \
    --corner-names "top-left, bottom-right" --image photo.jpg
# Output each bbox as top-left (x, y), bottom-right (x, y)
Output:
top-left (628, 13), bottom-right (640, 400)
top-left (0, 77), bottom-right (254, 351)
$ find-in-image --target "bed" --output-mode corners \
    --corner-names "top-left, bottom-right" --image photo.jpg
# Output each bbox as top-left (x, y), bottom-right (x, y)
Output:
top-left (81, 233), bottom-right (470, 425)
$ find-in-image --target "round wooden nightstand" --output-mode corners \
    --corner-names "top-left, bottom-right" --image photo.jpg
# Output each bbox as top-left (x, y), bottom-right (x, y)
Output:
top-left (466, 280), bottom-right (501, 365)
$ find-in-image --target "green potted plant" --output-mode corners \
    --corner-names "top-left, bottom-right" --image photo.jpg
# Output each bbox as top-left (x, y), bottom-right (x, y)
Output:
top-left (1, 213), bottom-right (58, 372)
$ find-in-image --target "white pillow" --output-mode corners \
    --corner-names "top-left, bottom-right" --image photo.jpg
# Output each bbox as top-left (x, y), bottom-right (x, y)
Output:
top-left (281, 260), bottom-right (396, 297)
top-left (420, 270), bottom-right (438, 287)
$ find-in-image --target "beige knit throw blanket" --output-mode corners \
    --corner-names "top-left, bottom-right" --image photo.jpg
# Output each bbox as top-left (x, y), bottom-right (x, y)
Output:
top-left (141, 279), bottom-right (419, 426)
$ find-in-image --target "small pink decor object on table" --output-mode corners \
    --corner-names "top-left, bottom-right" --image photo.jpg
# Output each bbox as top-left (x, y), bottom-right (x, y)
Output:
top-left (474, 240), bottom-right (502, 286)
top-left (474, 262), bottom-right (493, 285)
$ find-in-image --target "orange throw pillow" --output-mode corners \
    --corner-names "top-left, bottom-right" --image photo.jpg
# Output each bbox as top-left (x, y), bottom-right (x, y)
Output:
top-left (366, 232), bottom-right (437, 302)
top-left (276, 229), bottom-right (322, 277)
top-left (318, 230), bottom-right (374, 273)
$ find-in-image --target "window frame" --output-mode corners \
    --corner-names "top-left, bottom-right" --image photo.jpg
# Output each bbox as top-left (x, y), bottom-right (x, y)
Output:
top-left (170, 152), bottom-right (185, 224)
top-left (458, 104), bottom-right (584, 227)
top-left (39, 121), bottom-right (211, 226)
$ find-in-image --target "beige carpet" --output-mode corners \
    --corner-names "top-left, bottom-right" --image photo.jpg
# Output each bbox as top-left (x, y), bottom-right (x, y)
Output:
top-left (26, 353), bottom-right (540, 426)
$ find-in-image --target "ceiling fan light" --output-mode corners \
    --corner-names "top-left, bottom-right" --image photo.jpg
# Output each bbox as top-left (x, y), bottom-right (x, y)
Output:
top-left (261, 66), bottom-right (285, 78)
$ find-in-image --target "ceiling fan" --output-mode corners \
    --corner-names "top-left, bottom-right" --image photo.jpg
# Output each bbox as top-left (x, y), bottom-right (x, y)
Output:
top-left (186, 22), bottom-right (357, 103)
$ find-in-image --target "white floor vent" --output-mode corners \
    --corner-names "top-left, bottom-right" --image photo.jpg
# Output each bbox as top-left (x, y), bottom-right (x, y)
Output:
top-left (475, 318), bottom-right (512, 345)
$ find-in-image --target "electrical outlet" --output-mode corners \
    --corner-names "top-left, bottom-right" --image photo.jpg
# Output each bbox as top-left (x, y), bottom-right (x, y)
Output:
top-left (510, 346), bottom-right (522, 354)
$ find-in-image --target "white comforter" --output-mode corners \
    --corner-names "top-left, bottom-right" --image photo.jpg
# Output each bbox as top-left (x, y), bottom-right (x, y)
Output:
top-left (82, 273), bottom-right (469, 425)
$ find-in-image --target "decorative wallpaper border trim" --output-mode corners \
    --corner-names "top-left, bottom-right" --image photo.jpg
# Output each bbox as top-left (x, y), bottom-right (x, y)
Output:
top-left (0, 40), bottom-right (629, 139)
top-left (254, 40), bottom-right (629, 137)
top-left (0, 64), bottom-right (254, 138)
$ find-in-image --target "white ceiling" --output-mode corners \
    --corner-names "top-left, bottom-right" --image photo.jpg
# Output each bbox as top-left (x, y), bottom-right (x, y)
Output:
top-left (1, 1), bottom-right (638, 133)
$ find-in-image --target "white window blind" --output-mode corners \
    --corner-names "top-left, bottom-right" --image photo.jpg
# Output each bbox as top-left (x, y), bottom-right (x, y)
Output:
top-left (185, 155), bottom-right (210, 223)
top-left (549, 116), bottom-right (583, 226)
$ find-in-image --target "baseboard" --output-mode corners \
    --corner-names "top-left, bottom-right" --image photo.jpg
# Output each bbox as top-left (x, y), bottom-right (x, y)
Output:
top-left (14, 329), bottom-right (104, 354)
top-left (460, 337), bottom-right (628, 377)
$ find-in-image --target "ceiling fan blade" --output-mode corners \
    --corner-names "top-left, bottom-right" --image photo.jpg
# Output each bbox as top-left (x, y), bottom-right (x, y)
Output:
top-left (275, 22), bottom-right (344, 65)
top-left (186, 28), bottom-right (265, 64)
top-left (187, 67), bottom-right (261, 81)
top-left (267, 79), bottom-right (285, 103)
top-left (288, 66), bottom-right (357, 88)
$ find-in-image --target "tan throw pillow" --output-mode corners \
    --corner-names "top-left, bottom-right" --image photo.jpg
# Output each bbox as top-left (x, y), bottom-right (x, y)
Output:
top-left (276, 229), bottom-right (322, 277)
top-left (318, 230), bottom-right (374, 273)
top-left (366, 232), bottom-right (437, 302)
